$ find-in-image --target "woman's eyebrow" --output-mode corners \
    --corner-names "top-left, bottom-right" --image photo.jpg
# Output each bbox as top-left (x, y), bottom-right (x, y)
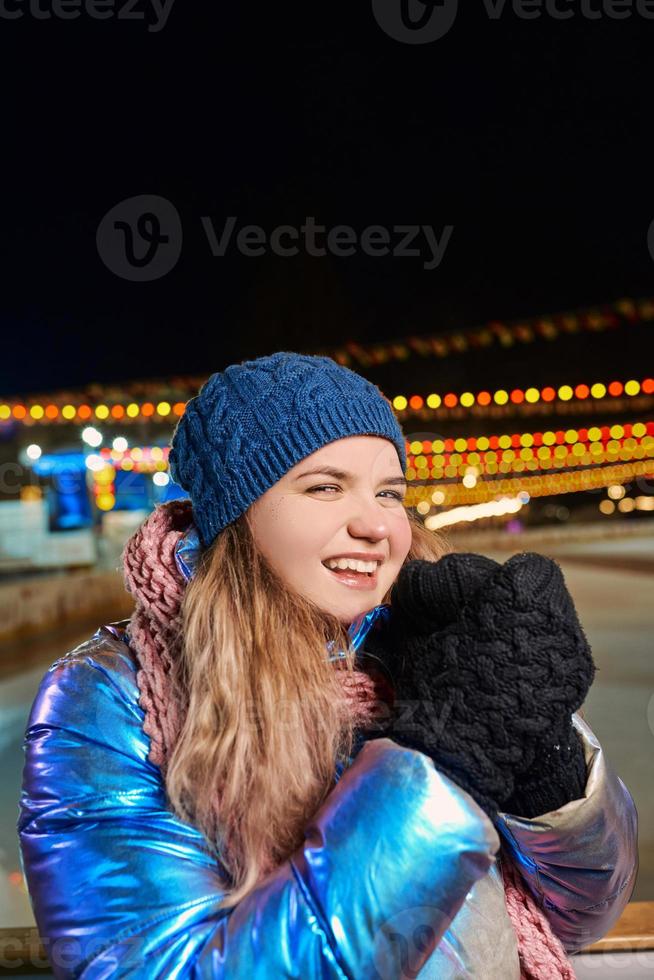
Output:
top-left (293, 466), bottom-right (407, 486)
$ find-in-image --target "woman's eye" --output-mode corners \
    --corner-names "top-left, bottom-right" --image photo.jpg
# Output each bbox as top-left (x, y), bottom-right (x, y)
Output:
top-left (307, 485), bottom-right (404, 501)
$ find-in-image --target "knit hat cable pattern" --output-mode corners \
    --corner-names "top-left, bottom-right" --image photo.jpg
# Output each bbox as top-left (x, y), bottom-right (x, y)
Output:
top-left (122, 500), bottom-right (576, 980)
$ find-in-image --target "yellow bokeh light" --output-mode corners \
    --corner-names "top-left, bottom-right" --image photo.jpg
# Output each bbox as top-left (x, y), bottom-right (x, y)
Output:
top-left (610, 425), bottom-right (624, 439)
top-left (94, 466), bottom-right (116, 486)
top-left (127, 403), bottom-right (140, 418)
top-left (410, 440), bottom-right (423, 455)
top-left (0, 405), bottom-right (10, 420)
top-left (498, 435), bottom-right (512, 449)
top-left (624, 380), bottom-right (640, 396)
top-left (426, 394), bottom-right (441, 408)
top-left (30, 405), bottom-right (44, 419)
top-left (157, 401), bottom-right (171, 416)
top-left (460, 392), bottom-right (475, 407)
top-left (591, 383), bottom-right (606, 398)
top-left (525, 388), bottom-right (540, 403)
top-left (454, 438), bottom-right (468, 453)
top-left (558, 386), bottom-right (573, 401)
top-left (95, 405), bottom-right (109, 420)
top-left (393, 396), bottom-right (408, 410)
top-left (494, 390), bottom-right (508, 405)
top-left (431, 439), bottom-right (444, 453)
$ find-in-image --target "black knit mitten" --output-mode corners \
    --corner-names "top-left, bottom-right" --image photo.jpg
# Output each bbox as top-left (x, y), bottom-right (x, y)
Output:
top-left (371, 552), bottom-right (596, 822)
top-left (501, 720), bottom-right (588, 818)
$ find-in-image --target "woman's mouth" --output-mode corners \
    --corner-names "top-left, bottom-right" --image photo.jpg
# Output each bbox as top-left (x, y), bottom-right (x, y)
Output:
top-left (321, 561), bottom-right (380, 591)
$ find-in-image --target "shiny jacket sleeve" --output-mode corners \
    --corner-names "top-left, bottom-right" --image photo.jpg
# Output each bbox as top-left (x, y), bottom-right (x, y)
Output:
top-left (495, 712), bottom-right (639, 954)
top-left (18, 633), bottom-right (501, 979)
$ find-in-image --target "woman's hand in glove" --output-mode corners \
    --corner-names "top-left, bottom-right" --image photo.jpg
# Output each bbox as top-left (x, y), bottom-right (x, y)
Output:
top-left (365, 551), bottom-right (596, 822)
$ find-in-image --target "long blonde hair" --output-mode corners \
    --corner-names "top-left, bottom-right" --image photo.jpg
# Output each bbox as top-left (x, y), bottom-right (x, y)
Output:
top-left (165, 509), bottom-right (451, 909)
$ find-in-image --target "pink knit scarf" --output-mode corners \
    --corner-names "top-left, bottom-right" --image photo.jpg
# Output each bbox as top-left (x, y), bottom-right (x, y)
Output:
top-left (122, 500), bottom-right (576, 979)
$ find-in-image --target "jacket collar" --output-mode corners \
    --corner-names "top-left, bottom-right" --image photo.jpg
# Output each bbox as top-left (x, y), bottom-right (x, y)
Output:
top-left (328, 604), bottom-right (391, 662)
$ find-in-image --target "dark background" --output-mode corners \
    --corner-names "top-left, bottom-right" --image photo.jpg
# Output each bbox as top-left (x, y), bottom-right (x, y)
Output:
top-left (1, 2), bottom-right (653, 397)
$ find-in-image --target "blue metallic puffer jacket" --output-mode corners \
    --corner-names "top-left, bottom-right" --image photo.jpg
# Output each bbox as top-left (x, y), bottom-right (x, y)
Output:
top-left (18, 604), bottom-right (638, 979)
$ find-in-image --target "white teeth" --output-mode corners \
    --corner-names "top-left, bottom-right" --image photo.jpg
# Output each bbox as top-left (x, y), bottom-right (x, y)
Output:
top-left (325, 558), bottom-right (378, 573)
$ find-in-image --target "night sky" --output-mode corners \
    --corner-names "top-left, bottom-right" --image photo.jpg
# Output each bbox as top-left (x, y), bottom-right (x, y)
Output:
top-left (1, 3), bottom-right (653, 398)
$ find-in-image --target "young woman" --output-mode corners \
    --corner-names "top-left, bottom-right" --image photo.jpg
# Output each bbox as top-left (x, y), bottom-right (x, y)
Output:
top-left (18, 352), bottom-right (638, 979)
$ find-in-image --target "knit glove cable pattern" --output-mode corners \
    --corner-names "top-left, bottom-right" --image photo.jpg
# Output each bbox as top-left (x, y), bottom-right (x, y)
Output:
top-left (367, 552), bottom-right (596, 822)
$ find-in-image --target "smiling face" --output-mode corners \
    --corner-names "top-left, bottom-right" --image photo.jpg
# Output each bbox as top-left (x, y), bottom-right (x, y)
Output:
top-left (246, 435), bottom-right (412, 625)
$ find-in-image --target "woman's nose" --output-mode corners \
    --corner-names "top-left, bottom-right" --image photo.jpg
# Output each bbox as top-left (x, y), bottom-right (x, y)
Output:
top-left (346, 496), bottom-right (391, 540)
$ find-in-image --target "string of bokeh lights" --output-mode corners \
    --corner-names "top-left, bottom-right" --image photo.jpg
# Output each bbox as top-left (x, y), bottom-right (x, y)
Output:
top-left (2, 377), bottom-right (653, 426)
top-left (322, 296), bottom-right (654, 368)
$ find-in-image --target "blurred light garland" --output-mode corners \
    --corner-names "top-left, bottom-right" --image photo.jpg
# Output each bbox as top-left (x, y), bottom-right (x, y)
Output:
top-left (391, 377), bottom-right (654, 418)
top-left (318, 297), bottom-right (654, 368)
top-left (406, 421), bottom-right (654, 480)
top-left (0, 401), bottom-right (188, 425)
top-left (405, 420), bottom-right (654, 454)
top-left (407, 457), bottom-right (654, 508)
top-left (2, 378), bottom-right (652, 427)
top-left (99, 446), bottom-right (170, 473)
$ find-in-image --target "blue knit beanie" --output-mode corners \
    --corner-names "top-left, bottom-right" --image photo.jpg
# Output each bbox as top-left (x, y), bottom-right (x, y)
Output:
top-left (168, 351), bottom-right (407, 549)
